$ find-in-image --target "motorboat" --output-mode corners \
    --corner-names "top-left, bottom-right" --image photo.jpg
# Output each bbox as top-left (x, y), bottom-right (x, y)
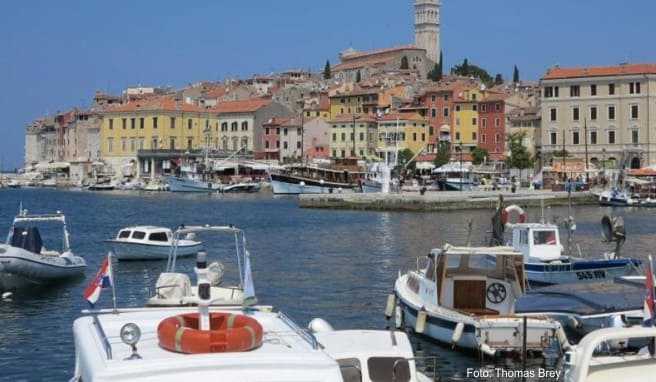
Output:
top-left (598, 188), bottom-right (638, 206)
top-left (491, 204), bottom-right (641, 286)
top-left (87, 182), bottom-right (116, 191)
top-left (563, 326), bottom-right (656, 382)
top-left (389, 244), bottom-right (570, 356)
top-left (106, 226), bottom-right (203, 261)
top-left (269, 160), bottom-right (365, 195)
top-left (167, 176), bottom-right (222, 192)
top-left (72, 227), bottom-right (433, 382)
top-left (432, 162), bottom-right (478, 191)
top-left (0, 207), bottom-right (86, 290)
top-left (142, 178), bottom-right (168, 192)
top-left (117, 180), bottom-right (144, 191)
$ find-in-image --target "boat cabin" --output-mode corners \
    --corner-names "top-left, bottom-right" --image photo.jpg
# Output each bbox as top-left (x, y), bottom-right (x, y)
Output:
top-left (413, 245), bottom-right (526, 316)
top-left (511, 223), bottom-right (563, 263)
top-left (116, 226), bottom-right (172, 244)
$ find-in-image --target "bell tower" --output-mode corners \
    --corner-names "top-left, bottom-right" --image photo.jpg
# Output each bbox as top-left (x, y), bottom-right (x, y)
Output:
top-left (414, 0), bottom-right (441, 64)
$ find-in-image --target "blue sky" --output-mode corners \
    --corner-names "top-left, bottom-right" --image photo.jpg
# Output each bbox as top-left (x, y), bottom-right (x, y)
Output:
top-left (1, 0), bottom-right (655, 169)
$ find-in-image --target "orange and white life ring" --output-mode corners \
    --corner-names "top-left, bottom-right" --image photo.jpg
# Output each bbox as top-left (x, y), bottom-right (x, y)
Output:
top-left (157, 312), bottom-right (263, 354)
top-left (501, 205), bottom-right (527, 228)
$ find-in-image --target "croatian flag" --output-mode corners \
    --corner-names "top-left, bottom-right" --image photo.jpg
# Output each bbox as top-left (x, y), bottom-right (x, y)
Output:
top-left (644, 256), bottom-right (655, 327)
top-left (83, 256), bottom-right (113, 307)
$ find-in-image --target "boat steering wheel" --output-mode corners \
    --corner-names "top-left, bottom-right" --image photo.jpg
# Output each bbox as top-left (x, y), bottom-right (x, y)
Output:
top-left (486, 283), bottom-right (507, 304)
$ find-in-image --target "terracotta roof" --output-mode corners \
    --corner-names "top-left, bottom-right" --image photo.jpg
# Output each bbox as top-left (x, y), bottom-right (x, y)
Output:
top-left (211, 98), bottom-right (272, 114)
top-left (340, 45), bottom-right (422, 60)
top-left (543, 64), bottom-right (656, 80)
top-left (263, 116), bottom-right (301, 127)
top-left (203, 85), bottom-right (227, 99)
top-left (480, 92), bottom-right (508, 102)
top-left (103, 96), bottom-right (205, 113)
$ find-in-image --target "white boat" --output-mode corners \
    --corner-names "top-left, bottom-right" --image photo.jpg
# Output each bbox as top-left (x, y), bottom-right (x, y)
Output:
top-left (269, 161), bottom-right (364, 195)
top-left (0, 208), bottom-right (86, 290)
top-left (106, 226), bottom-right (203, 261)
top-left (432, 162), bottom-right (478, 191)
top-left (72, 226), bottom-right (433, 382)
top-left (563, 326), bottom-right (656, 382)
top-left (142, 179), bottom-right (168, 192)
top-left (221, 182), bottom-right (262, 193)
top-left (598, 188), bottom-right (638, 206)
top-left (389, 244), bottom-right (570, 356)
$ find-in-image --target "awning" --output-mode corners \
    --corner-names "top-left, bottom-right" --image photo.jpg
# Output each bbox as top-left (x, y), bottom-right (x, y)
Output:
top-left (35, 162), bottom-right (70, 170)
top-left (416, 162), bottom-right (436, 170)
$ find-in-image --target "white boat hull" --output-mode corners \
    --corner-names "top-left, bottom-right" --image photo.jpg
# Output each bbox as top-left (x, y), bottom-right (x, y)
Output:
top-left (270, 179), bottom-right (355, 195)
top-left (0, 245), bottom-right (86, 288)
top-left (108, 241), bottom-right (203, 261)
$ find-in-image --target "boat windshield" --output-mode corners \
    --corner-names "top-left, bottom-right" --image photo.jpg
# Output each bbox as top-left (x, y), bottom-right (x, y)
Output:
top-left (118, 230), bottom-right (131, 239)
top-left (533, 230), bottom-right (558, 245)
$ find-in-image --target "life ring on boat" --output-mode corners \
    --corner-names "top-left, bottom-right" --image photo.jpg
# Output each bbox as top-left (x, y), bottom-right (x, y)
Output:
top-left (501, 205), bottom-right (527, 228)
top-left (157, 313), bottom-right (263, 354)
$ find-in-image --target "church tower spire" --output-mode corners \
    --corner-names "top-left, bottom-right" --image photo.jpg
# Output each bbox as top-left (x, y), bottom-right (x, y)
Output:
top-left (414, 0), bottom-right (441, 64)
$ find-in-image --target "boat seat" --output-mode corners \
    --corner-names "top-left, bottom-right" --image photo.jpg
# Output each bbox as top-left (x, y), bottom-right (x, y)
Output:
top-left (153, 273), bottom-right (192, 300)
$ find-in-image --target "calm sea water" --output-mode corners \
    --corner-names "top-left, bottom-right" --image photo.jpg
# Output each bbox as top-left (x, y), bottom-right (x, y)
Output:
top-left (0, 188), bottom-right (654, 381)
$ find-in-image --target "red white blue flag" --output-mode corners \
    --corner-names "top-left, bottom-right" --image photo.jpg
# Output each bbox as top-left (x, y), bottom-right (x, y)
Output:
top-left (83, 256), bottom-right (113, 307)
top-left (644, 256), bottom-right (655, 326)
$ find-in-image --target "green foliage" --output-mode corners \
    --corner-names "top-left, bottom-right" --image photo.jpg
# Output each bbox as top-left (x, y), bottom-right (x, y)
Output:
top-left (494, 73), bottom-right (504, 85)
top-left (323, 60), bottom-right (332, 80)
top-left (451, 58), bottom-right (493, 86)
top-left (471, 147), bottom-right (489, 165)
top-left (513, 65), bottom-right (520, 83)
top-left (397, 148), bottom-right (415, 171)
top-left (428, 52), bottom-right (443, 82)
top-left (433, 141), bottom-right (450, 168)
top-left (506, 131), bottom-right (533, 170)
top-left (400, 56), bottom-right (409, 70)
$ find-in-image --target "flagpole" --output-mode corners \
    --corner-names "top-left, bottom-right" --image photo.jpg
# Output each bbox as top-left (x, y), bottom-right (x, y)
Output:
top-left (109, 251), bottom-right (118, 314)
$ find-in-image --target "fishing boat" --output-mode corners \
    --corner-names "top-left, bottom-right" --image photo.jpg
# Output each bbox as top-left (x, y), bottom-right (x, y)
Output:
top-left (142, 178), bottom-right (168, 191)
top-left (221, 182), bottom-right (261, 193)
top-left (490, 201), bottom-right (641, 286)
top-left (563, 326), bottom-right (656, 382)
top-left (106, 226), bottom-right (203, 261)
top-left (0, 207), bottom-right (86, 290)
top-left (72, 226), bottom-right (433, 381)
top-left (388, 244), bottom-right (570, 356)
top-left (166, 175), bottom-right (222, 192)
top-left (269, 163), bottom-right (364, 195)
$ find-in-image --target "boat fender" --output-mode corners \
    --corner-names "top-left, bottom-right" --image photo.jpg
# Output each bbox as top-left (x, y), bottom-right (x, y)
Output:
top-left (568, 316), bottom-right (581, 329)
top-left (1, 292), bottom-right (12, 300)
top-left (415, 310), bottom-right (427, 334)
top-left (452, 322), bottom-right (465, 344)
top-left (479, 343), bottom-right (496, 357)
top-left (307, 318), bottom-right (334, 334)
top-left (299, 181), bottom-right (306, 187)
top-left (501, 205), bottom-right (527, 228)
top-left (384, 294), bottom-right (396, 319)
top-left (394, 306), bottom-right (404, 329)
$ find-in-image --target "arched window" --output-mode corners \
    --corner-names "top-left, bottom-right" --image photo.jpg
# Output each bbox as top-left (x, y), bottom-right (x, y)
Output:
top-left (231, 122), bottom-right (238, 131)
top-left (232, 137), bottom-right (239, 151)
top-left (241, 121), bottom-right (248, 131)
top-left (221, 122), bottom-right (228, 132)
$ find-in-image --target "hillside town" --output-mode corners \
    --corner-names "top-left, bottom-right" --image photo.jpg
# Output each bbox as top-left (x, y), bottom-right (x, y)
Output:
top-left (19, 0), bottom-right (656, 194)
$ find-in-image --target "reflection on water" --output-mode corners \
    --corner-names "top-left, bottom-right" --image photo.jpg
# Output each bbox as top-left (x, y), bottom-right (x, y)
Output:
top-left (0, 189), bottom-right (653, 380)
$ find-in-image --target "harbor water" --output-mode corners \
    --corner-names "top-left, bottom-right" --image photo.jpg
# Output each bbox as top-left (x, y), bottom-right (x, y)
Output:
top-left (0, 188), bottom-right (654, 381)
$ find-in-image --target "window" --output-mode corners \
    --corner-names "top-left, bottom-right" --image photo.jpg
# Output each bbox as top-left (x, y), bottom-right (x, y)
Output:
top-left (608, 105), bottom-right (616, 120)
top-left (187, 137), bottom-right (193, 149)
top-left (481, 104), bottom-right (487, 112)
top-left (534, 231), bottom-right (558, 246)
top-left (550, 132), bottom-right (557, 145)
top-left (590, 106), bottom-right (597, 120)
top-left (221, 122), bottom-right (228, 131)
top-left (242, 121), bottom-right (248, 131)
top-left (609, 83), bottom-right (615, 95)
top-left (455, 132), bottom-right (460, 141)
top-left (107, 138), bottom-right (114, 152)
top-left (130, 118), bottom-right (135, 129)
top-left (341, 150), bottom-right (345, 158)
top-left (482, 118), bottom-right (487, 128)
top-left (631, 105), bottom-right (639, 119)
top-left (130, 138), bottom-right (136, 152)
top-left (472, 117), bottom-right (477, 126)
top-left (455, 105), bottom-right (461, 112)
top-left (550, 108), bottom-right (557, 122)
top-left (187, 119), bottom-right (193, 129)
top-left (122, 118), bottom-right (127, 129)
top-left (472, 104), bottom-right (478, 111)
top-left (332, 133), bottom-right (336, 142)
top-left (431, 95), bottom-right (436, 102)
top-left (367, 357), bottom-right (410, 382)
top-left (283, 128), bottom-right (288, 136)
top-left (443, 108), bottom-right (449, 117)
top-left (472, 132), bottom-right (477, 140)
top-left (544, 86), bottom-right (554, 98)
top-left (590, 84), bottom-right (597, 96)
top-left (481, 134), bottom-right (486, 143)
top-left (495, 118), bottom-right (500, 127)
top-left (590, 131), bottom-right (597, 145)
top-left (629, 82), bottom-right (641, 94)
top-left (169, 137), bottom-right (175, 150)
top-left (570, 85), bottom-right (580, 97)
top-left (140, 117), bottom-right (144, 129)
top-left (132, 231), bottom-right (146, 240)
top-left (608, 130), bottom-right (616, 144)
top-left (265, 141), bottom-right (270, 149)
top-left (495, 103), bottom-right (501, 112)
top-left (153, 117), bottom-right (158, 129)
top-left (413, 132), bottom-right (417, 141)
top-left (632, 130), bottom-right (639, 144)
top-left (431, 108), bottom-right (436, 118)
top-left (572, 107), bottom-right (580, 121)
top-left (341, 133), bottom-right (345, 141)
top-left (118, 230), bottom-right (131, 239)
top-left (360, 132), bottom-right (364, 141)
top-left (149, 232), bottom-right (168, 242)
top-left (151, 136), bottom-right (158, 149)
top-left (275, 140), bottom-right (279, 148)
top-left (555, 86), bottom-right (559, 97)
top-left (573, 131), bottom-right (580, 145)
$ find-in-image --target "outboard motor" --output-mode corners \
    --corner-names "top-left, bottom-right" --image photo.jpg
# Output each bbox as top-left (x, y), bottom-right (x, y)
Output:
top-left (195, 251), bottom-right (211, 330)
top-left (601, 215), bottom-right (626, 258)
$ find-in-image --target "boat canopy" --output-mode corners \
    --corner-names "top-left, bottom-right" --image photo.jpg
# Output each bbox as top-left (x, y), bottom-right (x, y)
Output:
top-left (6, 208), bottom-right (70, 252)
top-left (432, 162), bottom-right (473, 174)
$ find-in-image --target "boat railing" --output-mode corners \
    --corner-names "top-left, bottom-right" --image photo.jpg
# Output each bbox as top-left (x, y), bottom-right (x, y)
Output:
top-left (92, 315), bottom-right (113, 360)
top-left (277, 311), bottom-right (320, 350)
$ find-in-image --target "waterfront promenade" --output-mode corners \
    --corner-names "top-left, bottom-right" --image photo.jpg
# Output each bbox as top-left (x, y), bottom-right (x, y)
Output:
top-left (299, 190), bottom-right (597, 211)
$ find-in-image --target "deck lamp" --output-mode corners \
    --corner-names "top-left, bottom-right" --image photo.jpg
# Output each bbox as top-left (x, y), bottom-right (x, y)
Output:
top-left (120, 323), bottom-right (142, 360)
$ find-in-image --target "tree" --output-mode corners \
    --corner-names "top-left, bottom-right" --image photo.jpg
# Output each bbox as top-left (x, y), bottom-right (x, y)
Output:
top-left (494, 73), bottom-right (504, 85)
top-left (451, 58), bottom-right (493, 86)
top-left (506, 131), bottom-right (534, 177)
top-left (428, 63), bottom-right (441, 82)
top-left (323, 60), bottom-right (332, 79)
top-left (400, 56), bottom-right (409, 70)
top-left (433, 141), bottom-right (450, 168)
top-left (397, 148), bottom-right (416, 171)
top-left (513, 65), bottom-right (520, 83)
top-left (355, 70), bottom-right (362, 83)
top-left (471, 147), bottom-right (489, 165)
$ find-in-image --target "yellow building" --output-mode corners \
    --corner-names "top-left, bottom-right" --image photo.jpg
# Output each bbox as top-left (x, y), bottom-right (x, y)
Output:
top-left (100, 96), bottom-right (219, 174)
top-left (376, 112), bottom-right (429, 157)
top-left (329, 87), bottom-right (379, 119)
top-left (328, 114), bottom-right (378, 159)
top-left (453, 88), bottom-right (482, 148)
